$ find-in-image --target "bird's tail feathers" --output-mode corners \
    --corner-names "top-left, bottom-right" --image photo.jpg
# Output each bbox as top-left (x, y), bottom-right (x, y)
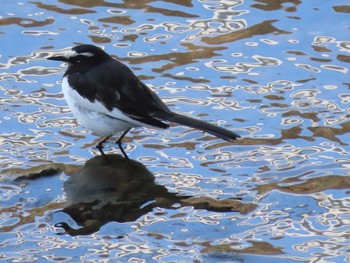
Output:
top-left (163, 112), bottom-right (240, 141)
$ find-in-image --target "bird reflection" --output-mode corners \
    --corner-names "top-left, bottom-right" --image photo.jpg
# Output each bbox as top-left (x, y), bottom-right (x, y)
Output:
top-left (55, 154), bottom-right (255, 236)
top-left (56, 154), bottom-right (192, 235)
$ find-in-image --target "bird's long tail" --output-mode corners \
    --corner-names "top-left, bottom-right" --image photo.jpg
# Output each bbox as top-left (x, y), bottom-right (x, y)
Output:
top-left (163, 112), bottom-right (240, 141)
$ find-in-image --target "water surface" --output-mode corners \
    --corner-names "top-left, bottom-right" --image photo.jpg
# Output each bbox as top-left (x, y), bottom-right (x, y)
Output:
top-left (1, 0), bottom-right (350, 262)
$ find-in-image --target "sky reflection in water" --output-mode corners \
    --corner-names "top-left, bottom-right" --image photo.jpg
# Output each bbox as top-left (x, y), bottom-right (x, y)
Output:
top-left (1, 0), bottom-right (350, 262)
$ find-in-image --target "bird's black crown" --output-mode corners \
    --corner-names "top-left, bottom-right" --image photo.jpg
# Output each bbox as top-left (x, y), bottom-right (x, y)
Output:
top-left (48, 44), bottom-right (111, 65)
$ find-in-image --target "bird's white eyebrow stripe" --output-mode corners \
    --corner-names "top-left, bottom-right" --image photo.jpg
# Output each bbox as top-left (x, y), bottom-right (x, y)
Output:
top-left (63, 50), bottom-right (94, 59)
top-left (79, 52), bottom-right (94, 57)
top-left (63, 50), bottom-right (77, 59)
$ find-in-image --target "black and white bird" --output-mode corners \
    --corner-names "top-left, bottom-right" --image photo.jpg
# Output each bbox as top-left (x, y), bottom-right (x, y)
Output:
top-left (48, 44), bottom-right (240, 159)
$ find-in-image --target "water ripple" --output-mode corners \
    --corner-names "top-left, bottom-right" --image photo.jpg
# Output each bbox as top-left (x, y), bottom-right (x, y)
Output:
top-left (207, 55), bottom-right (282, 74)
top-left (1, 0), bottom-right (349, 262)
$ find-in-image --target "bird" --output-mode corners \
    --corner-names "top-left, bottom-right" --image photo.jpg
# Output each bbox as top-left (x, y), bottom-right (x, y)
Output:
top-left (48, 44), bottom-right (240, 159)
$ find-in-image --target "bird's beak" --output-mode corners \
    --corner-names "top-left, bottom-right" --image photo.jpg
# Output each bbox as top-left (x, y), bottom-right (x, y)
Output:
top-left (47, 55), bottom-right (69, 62)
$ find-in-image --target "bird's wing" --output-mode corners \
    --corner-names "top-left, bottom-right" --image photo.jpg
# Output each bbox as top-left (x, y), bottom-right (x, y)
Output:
top-left (65, 59), bottom-right (170, 129)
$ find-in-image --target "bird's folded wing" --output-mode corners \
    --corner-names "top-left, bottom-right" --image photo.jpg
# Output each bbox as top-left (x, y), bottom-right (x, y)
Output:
top-left (66, 61), bottom-right (170, 129)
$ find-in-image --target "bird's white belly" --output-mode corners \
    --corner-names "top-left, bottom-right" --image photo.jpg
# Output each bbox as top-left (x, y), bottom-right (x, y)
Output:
top-left (71, 105), bottom-right (132, 136)
top-left (61, 77), bottom-right (135, 136)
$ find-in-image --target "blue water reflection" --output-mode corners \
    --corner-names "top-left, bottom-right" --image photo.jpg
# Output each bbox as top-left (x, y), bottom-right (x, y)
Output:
top-left (1, 0), bottom-right (350, 262)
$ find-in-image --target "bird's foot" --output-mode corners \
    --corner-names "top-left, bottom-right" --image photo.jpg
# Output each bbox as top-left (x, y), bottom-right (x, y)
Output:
top-left (95, 132), bottom-right (130, 160)
top-left (115, 129), bottom-right (131, 160)
top-left (96, 136), bottom-right (111, 157)
top-left (115, 139), bottom-right (129, 160)
top-left (96, 142), bottom-right (106, 156)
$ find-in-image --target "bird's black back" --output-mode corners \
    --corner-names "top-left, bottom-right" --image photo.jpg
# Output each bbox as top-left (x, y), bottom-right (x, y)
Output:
top-left (65, 56), bottom-right (171, 129)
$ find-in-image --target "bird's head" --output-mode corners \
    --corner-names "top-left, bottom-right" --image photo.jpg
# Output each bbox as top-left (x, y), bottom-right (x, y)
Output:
top-left (47, 44), bottom-right (110, 66)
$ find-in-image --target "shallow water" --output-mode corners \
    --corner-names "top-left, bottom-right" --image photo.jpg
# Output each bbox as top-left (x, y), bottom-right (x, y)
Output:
top-left (1, 0), bottom-right (350, 262)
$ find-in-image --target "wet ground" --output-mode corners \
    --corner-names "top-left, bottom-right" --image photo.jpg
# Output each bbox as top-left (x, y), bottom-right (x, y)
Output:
top-left (1, 0), bottom-right (350, 262)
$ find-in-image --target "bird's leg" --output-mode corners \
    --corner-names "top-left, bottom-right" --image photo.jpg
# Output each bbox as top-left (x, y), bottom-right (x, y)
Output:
top-left (96, 136), bottom-right (111, 156)
top-left (116, 128), bottom-right (131, 160)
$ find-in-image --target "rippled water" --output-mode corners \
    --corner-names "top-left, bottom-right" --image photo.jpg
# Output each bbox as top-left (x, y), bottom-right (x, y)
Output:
top-left (1, 0), bottom-right (350, 262)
